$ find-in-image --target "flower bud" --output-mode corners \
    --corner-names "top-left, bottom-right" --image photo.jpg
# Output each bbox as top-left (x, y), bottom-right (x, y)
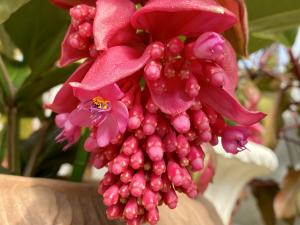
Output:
top-left (124, 198), bottom-right (139, 220)
top-left (103, 184), bottom-right (119, 207)
top-left (142, 188), bottom-right (159, 210)
top-left (130, 171), bottom-right (146, 197)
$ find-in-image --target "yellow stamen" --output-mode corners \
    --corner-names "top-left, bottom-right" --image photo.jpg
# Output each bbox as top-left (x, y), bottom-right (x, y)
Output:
top-left (92, 96), bottom-right (111, 110)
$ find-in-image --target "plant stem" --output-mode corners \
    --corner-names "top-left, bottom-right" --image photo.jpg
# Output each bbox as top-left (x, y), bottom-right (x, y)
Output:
top-left (23, 121), bottom-right (49, 176)
top-left (288, 49), bottom-right (300, 81)
top-left (6, 107), bottom-right (20, 174)
top-left (70, 129), bottom-right (90, 182)
top-left (0, 55), bottom-right (15, 104)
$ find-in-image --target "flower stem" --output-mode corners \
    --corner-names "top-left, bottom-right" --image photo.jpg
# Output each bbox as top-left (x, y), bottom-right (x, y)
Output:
top-left (70, 129), bottom-right (90, 182)
top-left (23, 121), bottom-right (49, 176)
top-left (6, 107), bottom-right (20, 174)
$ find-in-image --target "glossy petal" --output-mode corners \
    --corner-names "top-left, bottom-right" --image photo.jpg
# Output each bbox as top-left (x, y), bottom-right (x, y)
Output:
top-left (131, 0), bottom-right (237, 41)
top-left (111, 101), bottom-right (129, 133)
top-left (219, 39), bottom-right (238, 94)
top-left (94, 0), bottom-right (136, 50)
top-left (71, 83), bottom-right (124, 102)
top-left (50, 0), bottom-right (95, 9)
top-left (71, 46), bottom-right (150, 92)
top-left (198, 85), bottom-right (266, 126)
top-left (58, 26), bottom-right (90, 67)
top-left (147, 76), bottom-right (194, 115)
top-left (46, 60), bottom-right (93, 113)
top-left (96, 114), bottom-right (119, 147)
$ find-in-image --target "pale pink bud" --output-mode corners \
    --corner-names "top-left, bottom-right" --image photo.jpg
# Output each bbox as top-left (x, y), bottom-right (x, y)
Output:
top-left (172, 113), bottom-right (191, 134)
top-left (161, 174), bottom-right (172, 192)
top-left (121, 168), bottom-right (134, 184)
top-left (150, 174), bottom-right (163, 192)
top-left (142, 188), bottom-right (159, 211)
top-left (193, 32), bottom-right (225, 62)
top-left (130, 171), bottom-right (146, 197)
top-left (144, 61), bottom-right (162, 81)
top-left (128, 105), bottom-right (144, 130)
top-left (103, 184), bottom-right (119, 207)
top-left (124, 198), bottom-right (139, 220)
top-left (122, 136), bottom-right (139, 156)
top-left (151, 42), bottom-right (165, 59)
top-left (188, 146), bottom-right (204, 171)
top-left (143, 113), bottom-right (158, 135)
top-left (221, 126), bottom-right (249, 154)
top-left (147, 208), bottom-right (160, 225)
top-left (78, 22), bottom-right (93, 38)
top-left (185, 75), bottom-right (200, 98)
top-left (119, 184), bottom-right (130, 198)
top-left (102, 172), bottom-right (116, 186)
top-left (152, 160), bottom-right (166, 176)
top-left (108, 153), bottom-right (129, 175)
top-left (106, 203), bottom-right (124, 220)
top-left (167, 37), bottom-right (184, 55)
top-left (84, 135), bottom-right (98, 152)
top-left (130, 150), bottom-right (144, 170)
top-left (163, 132), bottom-right (177, 152)
top-left (167, 161), bottom-right (184, 186)
top-left (176, 135), bottom-right (190, 158)
top-left (163, 188), bottom-right (178, 209)
top-left (202, 63), bottom-right (225, 87)
top-left (146, 98), bottom-right (159, 113)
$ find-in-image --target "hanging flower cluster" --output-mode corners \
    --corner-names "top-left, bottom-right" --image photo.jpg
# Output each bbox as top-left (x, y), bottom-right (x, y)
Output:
top-left (48, 0), bottom-right (265, 224)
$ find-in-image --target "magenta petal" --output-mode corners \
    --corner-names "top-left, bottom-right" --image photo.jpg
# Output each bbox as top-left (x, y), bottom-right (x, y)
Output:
top-left (131, 0), bottom-right (237, 41)
top-left (50, 0), bottom-right (95, 9)
top-left (111, 101), bottom-right (129, 133)
top-left (94, 0), bottom-right (136, 50)
top-left (46, 60), bottom-right (93, 113)
top-left (69, 107), bottom-right (93, 127)
top-left (58, 26), bottom-right (90, 67)
top-left (147, 77), bottom-right (194, 115)
top-left (71, 46), bottom-right (150, 92)
top-left (96, 115), bottom-right (119, 147)
top-left (220, 40), bottom-right (238, 94)
top-left (71, 83), bottom-right (123, 102)
top-left (198, 85), bottom-right (266, 126)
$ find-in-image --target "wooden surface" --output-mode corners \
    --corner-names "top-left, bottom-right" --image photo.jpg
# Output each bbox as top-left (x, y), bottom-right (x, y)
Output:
top-left (0, 174), bottom-right (223, 225)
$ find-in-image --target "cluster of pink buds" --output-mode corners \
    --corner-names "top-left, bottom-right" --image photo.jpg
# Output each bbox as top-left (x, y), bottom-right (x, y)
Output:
top-left (68, 5), bottom-right (98, 58)
top-left (49, 0), bottom-right (266, 224)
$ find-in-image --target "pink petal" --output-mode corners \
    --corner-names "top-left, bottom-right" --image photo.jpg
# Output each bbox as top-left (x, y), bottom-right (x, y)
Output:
top-left (58, 26), bottom-right (90, 67)
top-left (94, 0), bottom-right (136, 50)
top-left (96, 115), bottom-right (119, 147)
top-left (147, 76), bottom-right (194, 115)
top-left (46, 60), bottom-right (93, 113)
top-left (131, 0), bottom-right (237, 41)
top-left (198, 85), bottom-right (266, 126)
top-left (70, 83), bottom-right (124, 102)
top-left (69, 107), bottom-right (93, 127)
top-left (50, 0), bottom-right (95, 9)
top-left (111, 101), bottom-right (129, 133)
top-left (71, 46), bottom-right (150, 92)
top-left (219, 40), bottom-right (238, 94)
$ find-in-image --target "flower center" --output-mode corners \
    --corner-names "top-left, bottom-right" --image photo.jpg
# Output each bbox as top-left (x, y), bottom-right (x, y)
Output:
top-left (91, 96), bottom-right (111, 112)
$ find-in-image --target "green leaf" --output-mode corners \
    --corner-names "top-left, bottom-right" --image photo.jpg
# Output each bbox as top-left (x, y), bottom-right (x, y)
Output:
top-left (0, 25), bottom-right (16, 58)
top-left (4, 0), bottom-right (69, 74)
top-left (17, 64), bottom-right (77, 101)
top-left (1, 56), bottom-right (31, 88)
top-left (0, 0), bottom-right (29, 24)
top-left (0, 166), bottom-right (12, 174)
top-left (246, 0), bottom-right (300, 52)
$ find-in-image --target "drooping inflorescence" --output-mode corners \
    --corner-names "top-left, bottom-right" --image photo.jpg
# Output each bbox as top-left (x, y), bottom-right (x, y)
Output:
top-left (48, 0), bottom-right (265, 224)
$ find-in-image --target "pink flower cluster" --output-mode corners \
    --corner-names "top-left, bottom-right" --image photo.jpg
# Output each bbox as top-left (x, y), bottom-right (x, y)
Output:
top-left (48, 0), bottom-right (265, 224)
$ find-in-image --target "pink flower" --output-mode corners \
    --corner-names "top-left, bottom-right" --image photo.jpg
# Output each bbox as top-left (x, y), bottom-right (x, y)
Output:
top-left (55, 113), bottom-right (81, 150)
top-left (47, 61), bottom-right (128, 148)
top-left (221, 126), bottom-right (250, 154)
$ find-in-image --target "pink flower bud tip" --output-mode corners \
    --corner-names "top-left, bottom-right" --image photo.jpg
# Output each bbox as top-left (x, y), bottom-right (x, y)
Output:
top-left (109, 153), bottom-right (129, 175)
top-left (150, 174), bottom-right (163, 192)
top-left (130, 171), bottom-right (146, 197)
top-left (172, 114), bottom-right (191, 134)
top-left (122, 136), bottom-right (139, 156)
top-left (119, 184), bottom-right (130, 198)
top-left (193, 32), bottom-right (225, 61)
top-left (163, 132), bottom-right (177, 152)
top-left (124, 198), bottom-right (139, 220)
top-left (147, 208), bottom-right (160, 225)
top-left (106, 204), bottom-right (124, 220)
top-left (167, 161), bottom-right (184, 186)
top-left (121, 168), bottom-right (134, 184)
top-left (144, 61), bottom-right (162, 81)
top-left (147, 146), bottom-right (164, 162)
top-left (103, 185), bottom-right (119, 207)
top-left (130, 150), bottom-right (144, 170)
top-left (151, 42), bottom-right (165, 59)
top-left (143, 113), bottom-right (158, 135)
top-left (152, 160), bottom-right (166, 176)
top-left (167, 37), bottom-right (184, 55)
top-left (163, 189), bottom-right (178, 209)
top-left (142, 189), bottom-right (159, 210)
